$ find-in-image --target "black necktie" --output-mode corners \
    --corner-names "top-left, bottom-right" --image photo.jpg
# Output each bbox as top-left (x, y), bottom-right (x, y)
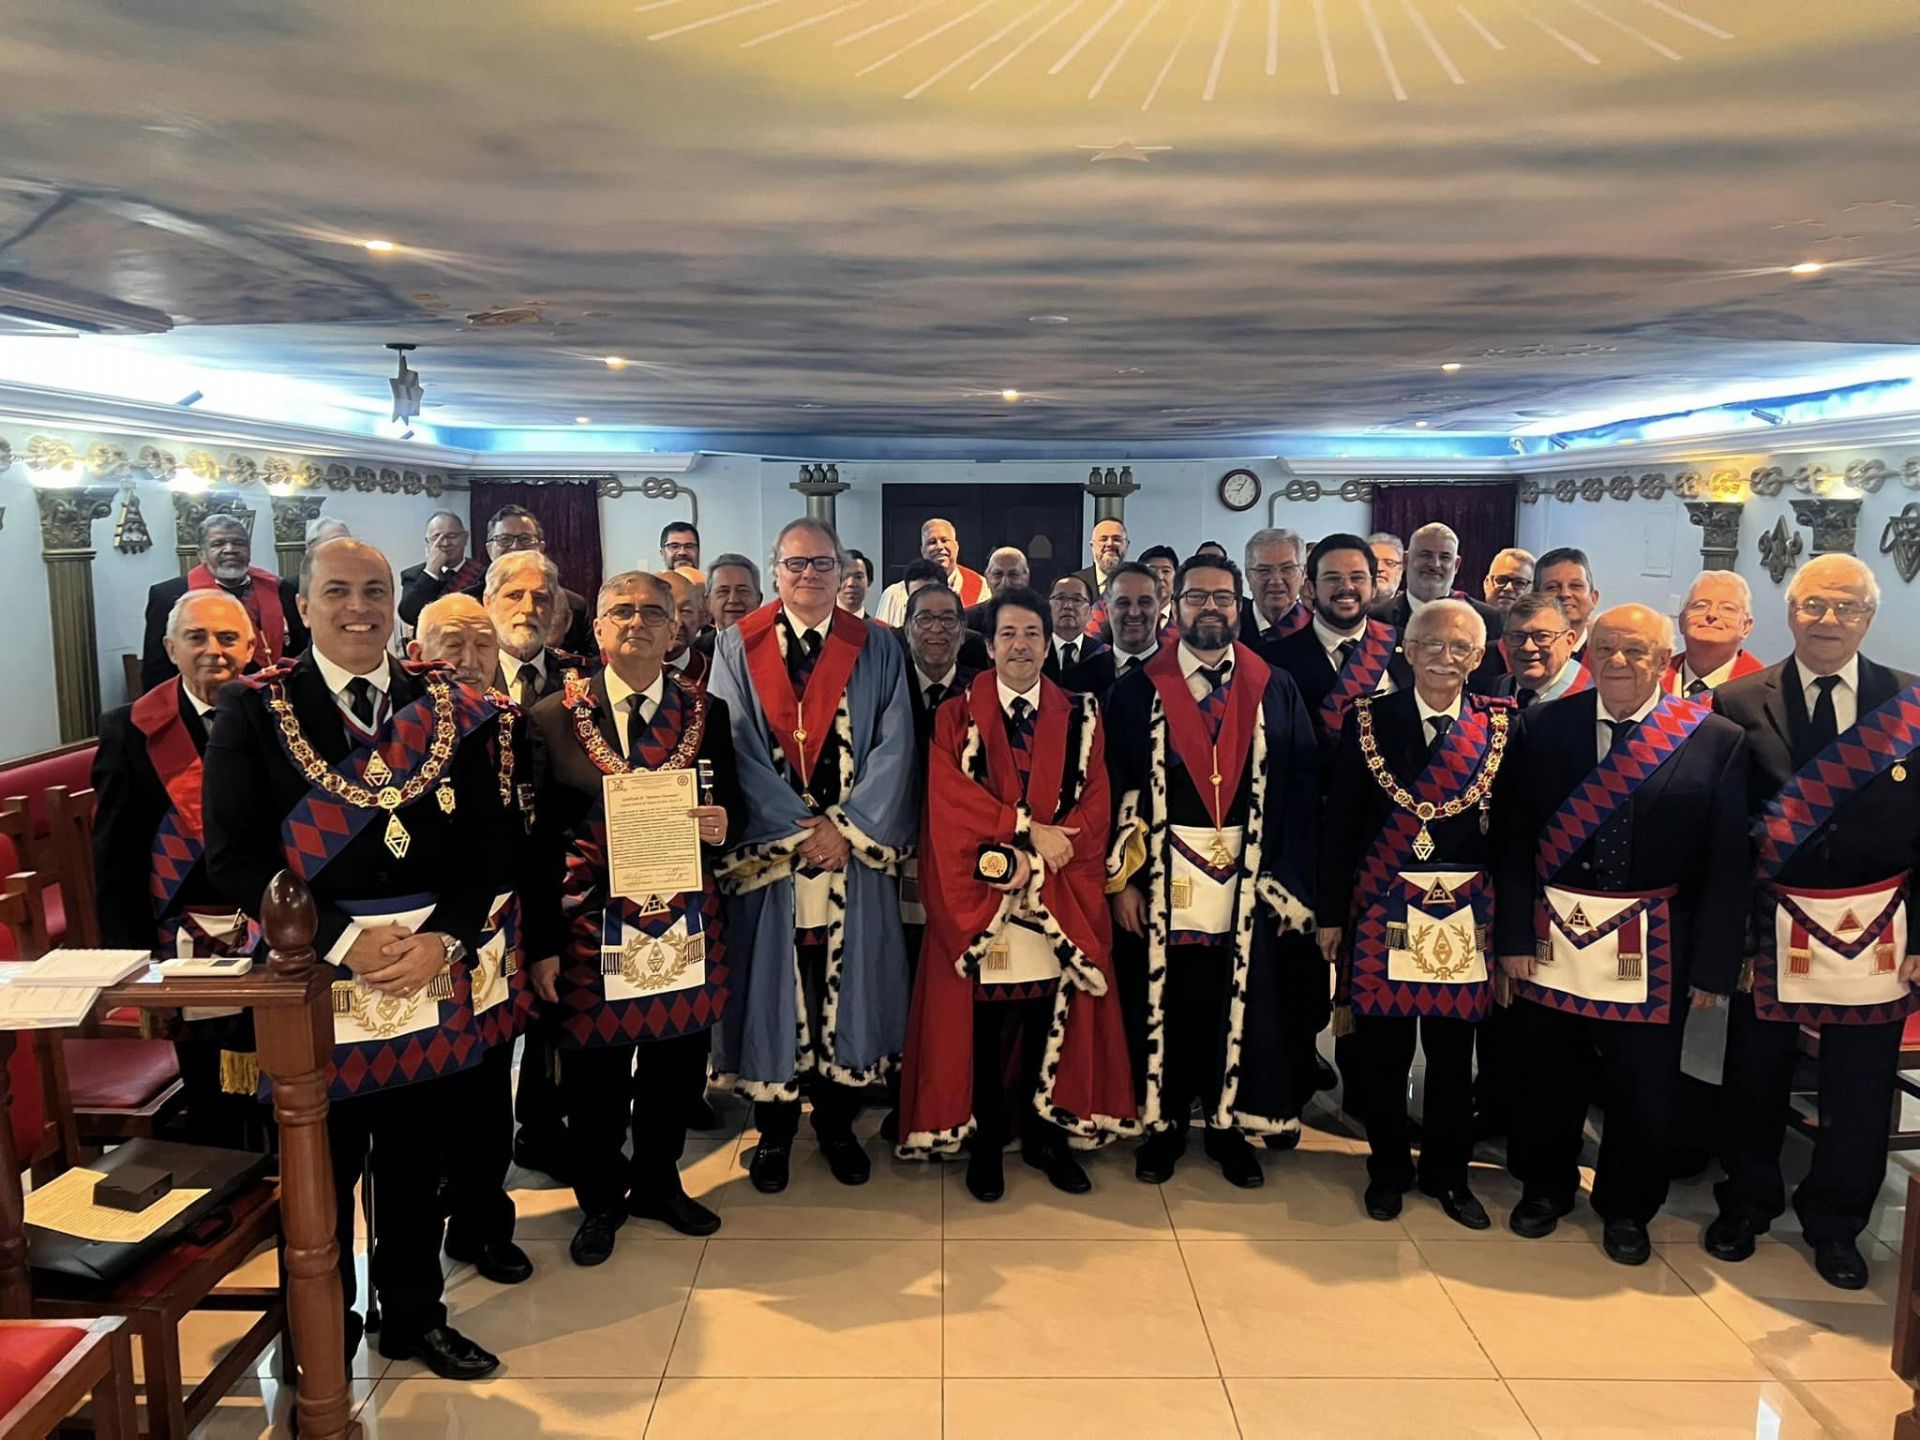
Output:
top-left (1685, 677), bottom-right (1708, 699)
top-left (344, 676), bottom-right (378, 731)
top-left (1807, 674), bottom-right (1841, 757)
top-left (1198, 664), bottom-right (1230, 692)
top-left (625, 694), bottom-right (652, 766)
top-left (1336, 638), bottom-right (1358, 671)
top-left (924, 680), bottom-right (947, 709)
top-left (1516, 687), bottom-right (1537, 709)
top-left (515, 662), bottom-right (540, 708)
top-left (1427, 713), bottom-right (1453, 753)
top-left (1060, 641), bottom-right (1078, 670)
top-left (1119, 655), bottom-right (1141, 676)
top-left (1605, 717), bottom-right (1639, 754)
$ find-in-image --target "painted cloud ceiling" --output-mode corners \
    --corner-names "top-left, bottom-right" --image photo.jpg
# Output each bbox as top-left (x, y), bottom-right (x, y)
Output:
top-left (0, 0), bottom-right (1916, 440)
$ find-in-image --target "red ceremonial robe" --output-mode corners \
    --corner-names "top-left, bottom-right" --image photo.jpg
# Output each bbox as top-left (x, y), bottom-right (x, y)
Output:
top-left (898, 672), bottom-right (1136, 1153)
top-left (188, 564), bottom-right (290, 663)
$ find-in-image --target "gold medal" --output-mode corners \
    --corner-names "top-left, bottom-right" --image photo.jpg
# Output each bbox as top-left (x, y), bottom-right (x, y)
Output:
top-left (383, 811), bottom-right (411, 859)
top-left (1896, 762), bottom-right (1910, 783)
top-left (1412, 824), bottom-right (1436, 862)
top-left (793, 726), bottom-right (808, 744)
top-left (363, 753), bottom-right (393, 786)
top-left (377, 786), bottom-right (403, 810)
top-left (436, 782), bottom-right (456, 814)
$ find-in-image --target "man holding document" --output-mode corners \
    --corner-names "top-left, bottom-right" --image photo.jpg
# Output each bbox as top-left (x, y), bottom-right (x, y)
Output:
top-left (525, 571), bottom-right (741, 1267)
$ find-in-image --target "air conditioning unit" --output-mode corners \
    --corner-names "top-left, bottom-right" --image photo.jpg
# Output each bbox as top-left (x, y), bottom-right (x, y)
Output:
top-left (0, 275), bottom-right (174, 336)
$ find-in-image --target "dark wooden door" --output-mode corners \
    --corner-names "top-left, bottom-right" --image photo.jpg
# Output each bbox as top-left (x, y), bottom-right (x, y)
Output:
top-left (880, 483), bottom-right (1083, 598)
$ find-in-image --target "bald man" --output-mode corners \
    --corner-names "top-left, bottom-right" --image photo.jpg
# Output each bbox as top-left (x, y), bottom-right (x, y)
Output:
top-left (876, 517), bottom-right (990, 625)
top-left (963, 546), bottom-right (1030, 631)
top-left (1375, 523), bottom-right (1506, 693)
top-left (1493, 603), bottom-right (1748, 1265)
top-left (411, 594), bottom-right (500, 688)
top-left (1710, 556), bottom-right (1920, 1289)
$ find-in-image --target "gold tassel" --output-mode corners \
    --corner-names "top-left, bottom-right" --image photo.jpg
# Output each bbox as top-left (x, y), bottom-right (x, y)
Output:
top-left (331, 981), bottom-right (353, 1015)
top-left (426, 969), bottom-right (453, 1001)
top-left (219, 1050), bottom-right (260, 1097)
top-left (1331, 1005), bottom-right (1355, 1038)
top-left (1788, 947), bottom-right (1813, 978)
top-left (1876, 938), bottom-right (1897, 975)
top-left (1616, 950), bottom-right (1642, 982)
top-left (1534, 939), bottom-right (1552, 968)
top-left (1385, 921), bottom-right (1409, 950)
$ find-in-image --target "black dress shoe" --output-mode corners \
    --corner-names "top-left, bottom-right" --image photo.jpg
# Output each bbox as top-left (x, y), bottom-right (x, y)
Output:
top-left (512, 1137), bottom-right (570, 1184)
top-left (1262, 1126), bottom-right (1303, 1152)
top-left (569, 1211), bottom-right (624, 1267)
top-left (1205, 1130), bottom-right (1264, 1189)
top-left (685, 1095), bottom-right (722, 1132)
top-left (629, 1189), bottom-right (722, 1236)
top-left (749, 1141), bottom-right (792, 1194)
top-left (1363, 1180), bottom-right (1405, 1221)
top-left (1428, 1187), bottom-right (1492, 1232)
top-left (1135, 1130), bottom-right (1185, 1184)
top-left (1508, 1194), bottom-right (1575, 1239)
top-left (820, 1134), bottom-right (872, 1186)
top-left (377, 1325), bottom-right (501, 1380)
top-left (1703, 1213), bottom-right (1759, 1262)
top-left (1602, 1217), bottom-right (1652, 1266)
top-left (444, 1237), bottom-right (534, 1285)
top-left (1024, 1146), bottom-right (1092, 1195)
top-left (1813, 1239), bottom-right (1870, 1291)
top-left (966, 1147), bottom-right (1005, 1203)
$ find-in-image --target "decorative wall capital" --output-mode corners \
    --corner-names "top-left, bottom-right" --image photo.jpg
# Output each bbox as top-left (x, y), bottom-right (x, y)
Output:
top-left (35, 485), bottom-right (117, 554)
top-left (269, 492), bottom-right (327, 546)
top-left (1790, 497), bottom-right (1863, 557)
top-left (1683, 500), bottom-right (1742, 570)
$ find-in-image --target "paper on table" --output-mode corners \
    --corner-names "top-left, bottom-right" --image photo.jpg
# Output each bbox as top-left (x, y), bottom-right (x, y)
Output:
top-left (0, 984), bottom-right (99, 1029)
top-left (24, 1167), bottom-right (210, 1243)
top-left (13, 950), bottom-right (151, 987)
top-left (602, 769), bottom-right (703, 902)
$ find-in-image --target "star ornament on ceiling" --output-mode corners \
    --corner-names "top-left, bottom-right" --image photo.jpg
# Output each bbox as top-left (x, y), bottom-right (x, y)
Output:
top-left (387, 343), bottom-right (423, 423)
top-left (1079, 139), bottom-right (1172, 164)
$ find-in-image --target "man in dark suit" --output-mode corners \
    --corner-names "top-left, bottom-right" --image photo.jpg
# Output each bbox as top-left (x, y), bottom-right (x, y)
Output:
top-left (398, 510), bottom-right (489, 629)
top-left (961, 547), bottom-right (1031, 633)
top-left (1493, 603), bottom-right (1749, 1265)
top-left (203, 538), bottom-right (520, 1380)
top-left (1260, 533), bottom-right (1396, 754)
top-left (1060, 564), bottom-right (1159, 702)
top-left (1239, 528), bottom-right (1310, 644)
top-left (1071, 517), bottom-right (1129, 610)
top-left (141, 512), bottom-right (307, 691)
top-left (1372, 523), bottom-right (1506, 694)
top-left (897, 558), bottom-right (990, 672)
top-left (458, 505), bottom-right (594, 657)
top-left (1708, 555), bottom-right (1920, 1290)
top-left (1045, 574), bottom-right (1105, 684)
top-left (1536, 547), bottom-right (1601, 663)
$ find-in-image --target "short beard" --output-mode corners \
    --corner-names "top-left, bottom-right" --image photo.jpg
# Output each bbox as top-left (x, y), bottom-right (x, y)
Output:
top-left (1180, 617), bottom-right (1232, 650)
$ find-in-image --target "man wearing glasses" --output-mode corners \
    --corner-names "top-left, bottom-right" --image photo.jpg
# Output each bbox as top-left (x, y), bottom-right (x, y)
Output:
top-left (1665, 571), bottom-right (1765, 697)
top-left (1497, 595), bottom-right (1590, 708)
top-left (1105, 554), bottom-right (1318, 1186)
top-left (399, 510), bottom-right (490, 628)
top-left (1044, 575), bottom-right (1105, 684)
top-left (458, 506), bottom-right (594, 656)
top-left (1710, 556), bottom-right (1920, 1290)
top-left (1481, 548), bottom-right (1536, 615)
top-left (1241, 528), bottom-right (1311, 645)
top-left (709, 519), bottom-right (916, 1194)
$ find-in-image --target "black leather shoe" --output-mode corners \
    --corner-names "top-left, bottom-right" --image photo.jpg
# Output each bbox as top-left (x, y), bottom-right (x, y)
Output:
top-left (1205, 1130), bottom-right (1265, 1189)
top-left (1135, 1131), bottom-right (1185, 1184)
top-left (1024, 1146), bottom-right (1092, 1195)
top-left (1703, 1213), bottom-right (1759, 1262)
top-left (512, 1136), bottom-right (570, 1184)
top-left (629, 1189), bottom-right (722, 1237)
top-left (749, 1141), bottom-right (792, 1194)
top-left (685, 1095), bottom-right (722, 1132)
top-left (377, 1325), bottom-right (501, 1380)
top-left (1262, 1126), bottom-right (1303, 1152)
top-left (569, 1212), bottom-right (624, 1267)
top-left (1508, 1194), bottom-right (1575, 1239)
top-left (444, 1237), bottom-right (534, 1285)
top-left (1429, 1187), bottom-right (1492, 1232)
top-left (1602, 1217), bottom-right (1652, 1266)
top-left (1813, 1239), bottom-right (1870, 1291)
top-left (820, 1134), bottom-right (872, 1186)
top-left (966, 1147), bottom-right (1005, 1202)
top-left (1363, 1180), bottom-right (1405, 1221)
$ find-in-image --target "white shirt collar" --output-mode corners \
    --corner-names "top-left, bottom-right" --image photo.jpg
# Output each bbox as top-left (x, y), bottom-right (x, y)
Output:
top-left (1177, 641), bottom-right (1232, 680)
top-left (1683, 652), bottom-right (1738, 690)
top-left (1600, 689), bottom-right (1662, 726)
top-left (604, 666), bottom-right (666, 716)
top-left (781, 605), bottom-right (833, 641)
top-left (668, 647), bottom-right (693, 672)
top-left (511, 649), bottom-right (549, 682)
top-left (1051, 633), bottom-right (1082, 660)
top-left (182, 686), bottom-right (216, 719)
top-left (1415, 689), bottom-right (1463, 725)
top-left (1115, 642), bottom-right (1158, 666)
top-left (916, 663), bottom-right (957, 692)
top-left (1406, 591), bottom-right (1433, 612)
top-left (1795, 654), bottom-right (1859, 697)
top-left (1312, 615), bottom-right (1366, 650)
top-left (312, 647), bottom-right (389, 697)
top-left (997, 677), bottom-right (1040, 715)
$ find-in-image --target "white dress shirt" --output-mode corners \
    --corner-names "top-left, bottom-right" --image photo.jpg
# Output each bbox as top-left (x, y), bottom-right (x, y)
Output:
top-left (998, 677), bottom-right (1041, 715)
top-left (183, 687), bottom-right (216, 720)
top-left (1311, 616), bottom-right (1394, 695)
top-left (505, 649), bottom-right (549, 699)
top-left (1595, 690), bottom-right (1662, 764)
top-left (781, 606), bottom-right (833, 649)
top-left (1675, 652), bottom-right (1739, 694)
top-left (1113, 643), bottom-right (1158, 679)
top-left (604, 668), bottom-right (667, 756)
top-left (1795, 654), bottom-right (1860, 734)
top-left (311, 648), bottom-right (392, 730)
top-left (1051, 634), bottom-right (1084, 670)
top-left (916, 664), bottom-right (958, 707)
top-left (1414, 689), bottom-right (1463, 746)
top-left (1176, 642), bottom-right (1233, 702)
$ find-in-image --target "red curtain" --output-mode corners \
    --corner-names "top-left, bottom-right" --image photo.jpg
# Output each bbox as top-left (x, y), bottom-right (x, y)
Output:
top-left (1369, 481), bottom-right (1517, 596)
top-left (467, 479), bottom-right (603, 603)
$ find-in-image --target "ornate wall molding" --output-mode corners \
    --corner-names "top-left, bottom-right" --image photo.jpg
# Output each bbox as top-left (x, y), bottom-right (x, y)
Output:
top-left (1791, 497), bottom-right (1864, 558)
top-left (0, 430), bottom-right (451, 497)
top-left (596, 475), bottom-right (701, 529)
top-left (1683, 501), bottom-right (1741, 571)
top-left (1882, 503), bottom-right (1920, 584)
top-left (35, 486), bottom-right (116, 554)
top-left (1518, 455), bottom-right (1920, 505)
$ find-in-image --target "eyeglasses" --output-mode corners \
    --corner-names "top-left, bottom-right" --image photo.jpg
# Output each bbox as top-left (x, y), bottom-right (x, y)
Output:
top-left (777, 555), bottom-right (839, 575)
top-left (1791, 598), bottom-right (1873, 623)
top-left (601, 604), bottom-right (670, 628)
top-left (1408, 639), bottom-right (1480, 660)
top-left (1178, 589), bottom-right (1241, 610)
top-left (1487, 574), bottom-right (1530, 592)
top-left (1050, 593), bottom-right (1091, 609)
top-left (910, 613), bottom-right (961, 632)
top-left (1506, 628), bottom-right (1569, 649)
top-left (489, 531), bottom-right (540, 552)
top-left (1247, 563), bottom-right (1302, 581)
top-left (1683, 600), bottom-right (1748, 619)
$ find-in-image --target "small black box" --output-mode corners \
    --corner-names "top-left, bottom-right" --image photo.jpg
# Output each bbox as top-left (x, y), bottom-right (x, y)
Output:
top-left (94, 1165), bottom-right (173, 1213)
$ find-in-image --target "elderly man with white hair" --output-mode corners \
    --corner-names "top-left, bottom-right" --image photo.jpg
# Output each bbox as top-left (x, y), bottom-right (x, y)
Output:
top-left (1241, 527), bottom-right (1311, 646)
top-left (963, 546), bottom-right (1030, 631)
top-left (1493, 602), bottom-right (1749, 1266)
top-left (1374, 522), bottom-right (1506, 693)
top-left (485, 551), bottom-right (576, 711)
top-left (1665, 569), bottom-right (1764, 696)
top-left (1709, 555), bottom-right (1920, 1290)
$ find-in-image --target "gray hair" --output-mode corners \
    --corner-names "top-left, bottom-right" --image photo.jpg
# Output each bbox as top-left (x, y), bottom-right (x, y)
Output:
top-left (1684, 568), bottom-right (1753, 616)
top-left (1409, 521), bottom-right (1460, 552)
top-left (484, 550), bottom-right (560, 600)
top-left (198, 512), bottom-right (249, 547)
top-left (769, 518), bottom-right (845, 578)
top-left (1490, 546), bottom-right (1535, 571)
top-left (1785, 554), bottom-right (1880, 609)
top-left (1243, 527), bottom-right (1304, 569)
top-left (597, 569), bottom-right (674, 614)
top-left (305, 516), bottom-right (350, 546)
top-left (1366, 531), bottom-right (1405, 558)
top-left (165, 588), bottom-right (253, 640)
top-left (1505, 593), bottom-right (1568, 630)
top-left (1404, 596), bottom-right (1486, 648)
top-left (416, 592), bottom-right (489, 646)
top-left (706, 552), bottom-right (761, 591)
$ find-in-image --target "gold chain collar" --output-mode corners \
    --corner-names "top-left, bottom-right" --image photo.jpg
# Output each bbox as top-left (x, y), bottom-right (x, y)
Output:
top-left (1356, 701), bottom-right (1508, 824)
top-left (568, 676), bottom-right (705, 776)
top-left (267, 673), bottom-right (459, 811)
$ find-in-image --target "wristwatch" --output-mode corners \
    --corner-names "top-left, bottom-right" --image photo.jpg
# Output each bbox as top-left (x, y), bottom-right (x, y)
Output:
top-left (435, 933), bottom-right (468, 967)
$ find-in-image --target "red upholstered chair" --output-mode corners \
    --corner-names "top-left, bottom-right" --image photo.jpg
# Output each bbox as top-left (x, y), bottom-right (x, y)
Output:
top-left (0, 742), bottom-right (101, 949)
top-left (40, 789), bottom-right (99, 952)
top-left (0, 1317), bottom-right (137, 1439)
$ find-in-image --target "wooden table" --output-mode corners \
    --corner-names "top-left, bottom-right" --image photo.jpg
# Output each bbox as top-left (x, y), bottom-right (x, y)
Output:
top-left (0, 872), bottom-right (360, 1440)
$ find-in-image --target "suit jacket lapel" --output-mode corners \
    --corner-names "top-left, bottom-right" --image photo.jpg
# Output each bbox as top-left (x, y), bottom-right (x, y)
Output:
top-left (1758, 666), bottom-right (1795, 763)
top-left (288, 654), bottom-right (353, 764)
top-left (1858, 656), bottom-right (1899, 714)
top-left (589, 670), bottom-right (621, 757)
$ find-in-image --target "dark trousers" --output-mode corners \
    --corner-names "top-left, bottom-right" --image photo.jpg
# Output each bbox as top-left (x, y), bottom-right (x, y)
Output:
top-left (1472, 1003), bottom-right (1514, 1134)
top-left (564, 1030), bottom-right (712, 1218)
top-left (754, 940), bottom-right (871, 1145)
top-left (1507, 999), bottom-right (1687, 1224)
top-left (1343, 1013), bottom-right (1475, 1192)
top-left (1275, 929), bottom-right (1331, 1104)
top-left (327, 1078), bottom-right (452, 1341)
top-left (1163, 944), bottom-right (1232, 1133)
top-left (972, 995), bottom-right (1057, 1154)
top-left (444, 1042), bottom-right (516, 1250)
top-left (513, 1012), bottom-right (567, 1155)
top-left (1716, 993), bottom-right (1903, 1244)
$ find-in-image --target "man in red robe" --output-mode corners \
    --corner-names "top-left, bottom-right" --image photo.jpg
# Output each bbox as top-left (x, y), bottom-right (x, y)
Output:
top-left (899, 588), bottom-right (1135, 1201)
top-left (141, 512), bottom-right (306, 690)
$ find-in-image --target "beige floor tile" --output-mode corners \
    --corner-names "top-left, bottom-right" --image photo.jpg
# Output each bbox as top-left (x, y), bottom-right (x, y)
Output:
top-left (1228, 1378), bottom-right (1536, 1438)
top-left (163, 1249), bottom-right (385, 1386)
top-left (718, 1128), bottom-right (944, 1239)
top-left (1161, 1142), bottom-right (1396, 1241)
top-left (1657, 1238), bottom-right (1898, 1381)
top-left (1419, 1241), bottom-right (1768, 1380)
top-left (358, 1377), bottom-right (661, 1437)
top-left (648, 1377), bottom-right (941, 1438)
top-left (943, 1239), bottom-right (1217, 1378)
top-left (188, 1378), bottom-right (377, 1438)
top-left (669, 1238), bottom-right (942, 1377)
top-left (383, 1236), bottom-right (701, 1380)
top-left (506, 1122), bottom-right (747, 1240)
top-left (1794, 1378), bottom-right (1915, 1439)
top-left (946, 1378), bottom-right (1238, 1438)
top-left (942, 1148), bottom-right (1176, 1240)
top-left (1507, 1378), bottom-right (1834, 1438)
top-left (1181, 1239), bottom-right (1494, 1379)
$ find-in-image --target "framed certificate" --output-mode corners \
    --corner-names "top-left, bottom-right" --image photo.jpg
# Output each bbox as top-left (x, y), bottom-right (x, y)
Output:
top-left (602, 770), bottom-right (702, 901)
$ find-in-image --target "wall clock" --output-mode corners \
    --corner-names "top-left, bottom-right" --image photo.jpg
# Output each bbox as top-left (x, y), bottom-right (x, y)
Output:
top-left (1218, 468), bottom-right (1261, 512)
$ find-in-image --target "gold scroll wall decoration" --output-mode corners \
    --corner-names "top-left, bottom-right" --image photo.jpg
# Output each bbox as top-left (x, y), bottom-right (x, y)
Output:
top-left (0, 432), bottom-right (452, 496)
top-left (1516, 456), bottom-right (1920, 506)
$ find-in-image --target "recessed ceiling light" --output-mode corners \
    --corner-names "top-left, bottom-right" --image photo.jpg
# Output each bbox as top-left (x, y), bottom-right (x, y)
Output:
top-left (1001, 388), bottom-right (1022, 403)
top-left (1413, 420), bottom-right (1429, 427)
top-left (1028, 314), bottom-right (1071, 325)
top-left (362, 239), bottom-right (397, 253)
top-left (603, 356), bottom-right (629, 370)
top-left (1440, 362), bottom-right (1463, 372)
top-left (1789, 261), bottom-right (1824, 276)
top-left (575, 415), bottom-right (591, 424)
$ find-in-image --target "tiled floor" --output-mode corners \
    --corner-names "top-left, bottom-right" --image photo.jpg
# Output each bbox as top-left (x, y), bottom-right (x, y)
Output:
top-left (178, 1086), bottom-right (1917, 1438)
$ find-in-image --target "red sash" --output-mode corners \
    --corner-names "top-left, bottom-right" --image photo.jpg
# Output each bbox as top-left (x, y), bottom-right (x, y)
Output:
top-left (737, 602), bottom-right (868, 791)
top-left (1319, 619), bottom-right (1397, 737)
top-left (1145, 642), bottom-right (1268, 831)
top-left (966, 672), bottom-right (1068, 825)
top-left (189, 564), bottom-right (289, 662)
top-left (130, 678), bottom-right (205, 839)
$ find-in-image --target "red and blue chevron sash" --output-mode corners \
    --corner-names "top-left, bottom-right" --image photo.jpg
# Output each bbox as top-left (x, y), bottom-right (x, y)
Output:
top-left (132, 679), bottom-right (208, 920)
top-left (1319, 619), bottom-right (1397, 738)
top-left (474, 892), bottom-right (533, 1051)
top-left (1347, 699), bottom-right (1502, 1021)
top-left (272, 676), bottom-right (498, 883)
top-left (1750, 680), bottom-right (1920, 1026)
